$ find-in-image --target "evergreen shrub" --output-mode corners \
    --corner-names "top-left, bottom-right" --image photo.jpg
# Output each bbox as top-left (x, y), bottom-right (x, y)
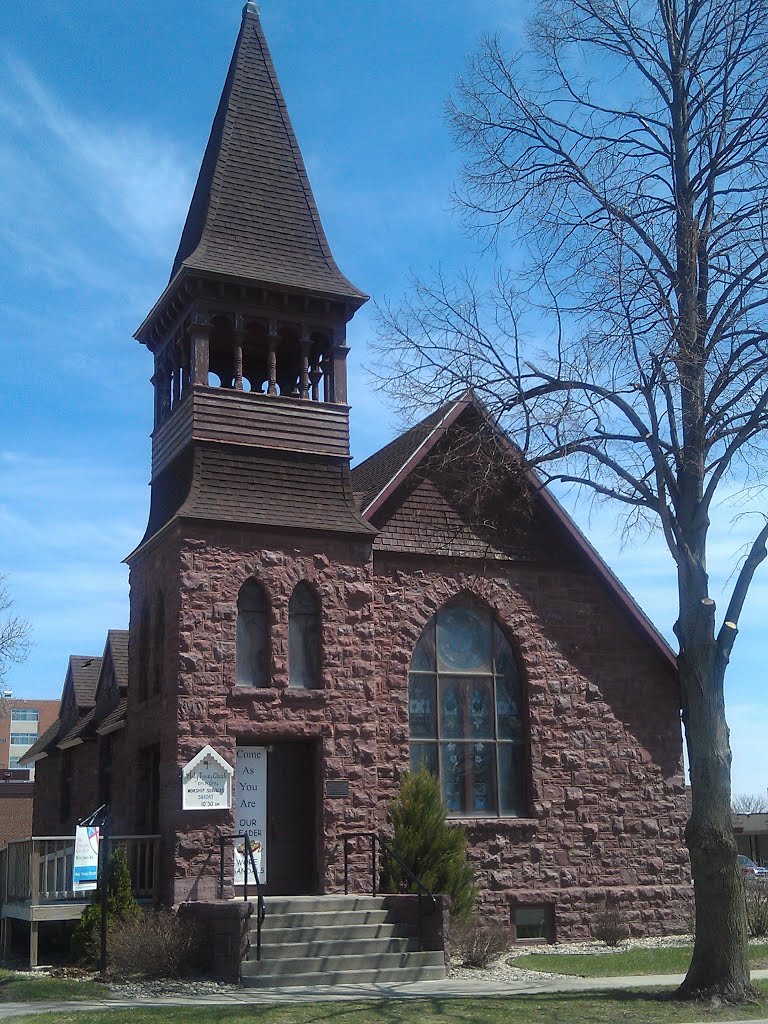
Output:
top-left (380, 766), bottom-right (476, 920)
top-left (72, 845), bottom-right (141, 965)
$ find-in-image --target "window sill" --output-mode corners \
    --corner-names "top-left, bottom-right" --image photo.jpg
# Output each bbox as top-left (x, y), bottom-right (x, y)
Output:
top-left (229, 686), bottom-right (281, 701)
top-left (282, 688), bottom-right (326, 703)
top-left (447, 816), bottom-right (538, 827)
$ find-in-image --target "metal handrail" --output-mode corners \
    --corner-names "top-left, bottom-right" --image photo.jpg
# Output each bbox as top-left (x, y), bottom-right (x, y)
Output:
top-left (218, 833), bottom-right (265, 961)
top-left (339, 831), bottom-right (437, 948)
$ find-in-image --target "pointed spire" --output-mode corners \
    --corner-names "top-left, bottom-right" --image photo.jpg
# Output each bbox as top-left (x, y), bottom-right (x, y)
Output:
top-left (171, 6), bottom-right (366, 304)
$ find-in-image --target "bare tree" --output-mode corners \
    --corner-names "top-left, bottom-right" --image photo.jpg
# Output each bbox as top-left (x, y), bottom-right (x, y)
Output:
top-left (374, 0), bottom-right (768, 1001)
top-left (0, 575), bottom-right (32, 714)
top-left (733, 793), bottom-right (768, 814)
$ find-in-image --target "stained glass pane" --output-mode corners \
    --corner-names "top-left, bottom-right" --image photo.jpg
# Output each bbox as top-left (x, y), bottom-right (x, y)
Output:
top-left (436, 606), bottom-right (492, 672)
top-left (411, 742), bottom-right (438, 777)
top-left (494, 623), bottom-right (518, 678)
top-left (496, 677), bottom-right (522, 740)
top-left (411, 626), bottom-right (436, 671)
top-left (409, 675), bottom-right (437, 738)
top-left (468, 680), bottom-right (494, 739)
top-left (468, 743), bottom-right (495, 813)
top-left (439, 679), bottom-right (463, 738)
top-left (441, 742), bottom-right (466, 813)
top-left (498, 744), bottom-right (524, 816)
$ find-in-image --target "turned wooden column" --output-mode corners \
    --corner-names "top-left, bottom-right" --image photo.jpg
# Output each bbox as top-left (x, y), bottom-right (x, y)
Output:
top-left (189, 314), bottom-right (211, 386)
top-left (299, 327), bottom-right (311, 400)
top-left (234, 315), bottom-right (245, 391)
top-left (267, 321), bottom-right (279, 395)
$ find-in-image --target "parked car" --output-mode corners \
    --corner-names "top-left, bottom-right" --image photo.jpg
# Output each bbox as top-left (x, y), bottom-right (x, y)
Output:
top-left (738, 854), bottom-right (768, 881)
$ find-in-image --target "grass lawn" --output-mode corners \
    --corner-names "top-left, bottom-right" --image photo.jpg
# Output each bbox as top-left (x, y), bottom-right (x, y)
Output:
top-left (2, 988), bottom-right (768, 1024)
top-left (0, 969), bottom-right (107, 1003)
top-left (514, 943), bottom-right (768, 977)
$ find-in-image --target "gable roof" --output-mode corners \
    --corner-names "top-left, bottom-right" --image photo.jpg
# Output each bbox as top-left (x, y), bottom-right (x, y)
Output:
top-left (69, 655), bottom-right (102, 710)
top-left (106, 629), bottom-right (129, 692)
top-left (352, 405), bottom-right (455, 513)
top-left (352, 394), bottom-right (677, 671)
top-left (18, 718), bottom-right (61, 765)
top-left (168, 3), bottom-right (366, 305)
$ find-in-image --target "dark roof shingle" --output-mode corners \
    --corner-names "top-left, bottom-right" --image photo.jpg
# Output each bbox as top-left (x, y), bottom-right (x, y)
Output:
top-left (170, 6), bottom-right (365, 303)
top-left (18, 718), bottom-right (61, 764)
top-left (352, 405), bottom-right (454, 512)
top-left (69, 656), bottom-right (102, 709)
top-left (138, 444), bottom-right (376, 550)
top-left (107, 629), bottom-right (129, 691)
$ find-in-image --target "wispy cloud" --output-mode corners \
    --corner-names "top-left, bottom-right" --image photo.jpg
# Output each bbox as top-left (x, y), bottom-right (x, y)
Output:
top-left (0, 55), bottom-right (193, 290)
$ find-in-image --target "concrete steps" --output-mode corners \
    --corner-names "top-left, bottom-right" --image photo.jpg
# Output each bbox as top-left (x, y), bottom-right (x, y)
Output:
top-left (241, 895), bottom-right (446, 988)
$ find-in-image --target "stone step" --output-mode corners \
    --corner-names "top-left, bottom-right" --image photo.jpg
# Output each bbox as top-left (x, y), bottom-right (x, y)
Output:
top-left (259, 909), bottom-right (391, 930)
top-left (242, 950), bottom-right (445, 979)
top-left (242, 963), bottom-right (447, 989)
top-left (258, 896), bottom-right (389, 915)
top-left (259, 937), bottom-right (418, 960)
top-left (251, 922), bottom-right (409, 944)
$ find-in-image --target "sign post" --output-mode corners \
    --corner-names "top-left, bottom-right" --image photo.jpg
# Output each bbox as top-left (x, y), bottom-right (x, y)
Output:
top-left (76, 803), bottom-right (110, 975)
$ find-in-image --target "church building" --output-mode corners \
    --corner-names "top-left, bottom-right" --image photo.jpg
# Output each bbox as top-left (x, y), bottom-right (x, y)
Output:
top-left (22, 3), bottom-right (691, 951)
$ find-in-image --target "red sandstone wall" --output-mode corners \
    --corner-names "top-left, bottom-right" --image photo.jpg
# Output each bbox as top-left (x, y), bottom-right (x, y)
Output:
top-left (370, 548), bottom-right (690, 938)
top-left (126, 523), bottom-right (377, 903)
top-left (116, 461), bottom-right (689, 938)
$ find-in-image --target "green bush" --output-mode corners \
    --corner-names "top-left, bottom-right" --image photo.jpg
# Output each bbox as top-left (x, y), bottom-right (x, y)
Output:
top-left (380, 766), bottom-right (476, 920)
top-left (72, 845), bottom-right (141, 965)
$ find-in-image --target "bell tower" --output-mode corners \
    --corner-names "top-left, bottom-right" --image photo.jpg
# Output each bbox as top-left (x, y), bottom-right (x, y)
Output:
top-left (134, 1), bottom-right (371, 545)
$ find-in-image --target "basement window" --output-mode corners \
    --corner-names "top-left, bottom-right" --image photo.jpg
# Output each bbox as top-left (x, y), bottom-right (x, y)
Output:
top-left (512, 905), bottom-right (554, 944)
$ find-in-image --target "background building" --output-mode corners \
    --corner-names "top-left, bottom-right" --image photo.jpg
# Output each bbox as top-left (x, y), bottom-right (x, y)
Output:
top-left (0, 696), bottom-right (58, 780)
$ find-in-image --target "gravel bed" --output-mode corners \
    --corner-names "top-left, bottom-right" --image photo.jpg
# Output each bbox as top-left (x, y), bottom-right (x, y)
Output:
top-left (448, 933), bottom-right (696, 983)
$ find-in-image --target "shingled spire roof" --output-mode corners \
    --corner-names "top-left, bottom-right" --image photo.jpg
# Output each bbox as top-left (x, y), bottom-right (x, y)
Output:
top-left (170, 3), bottom-right (366, 304)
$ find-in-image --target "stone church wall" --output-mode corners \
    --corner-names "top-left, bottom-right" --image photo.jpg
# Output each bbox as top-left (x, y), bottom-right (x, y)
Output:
top-left (126, 522), bottom-right (379, 904)
top-left (371, 549), bottom-right (691, 938)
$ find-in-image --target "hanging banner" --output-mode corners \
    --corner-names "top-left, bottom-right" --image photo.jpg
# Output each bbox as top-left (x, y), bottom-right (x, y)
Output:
top-left (234, 746), bottom-right (267, 885)
top-left (73, 826), bottom-right (100, 892)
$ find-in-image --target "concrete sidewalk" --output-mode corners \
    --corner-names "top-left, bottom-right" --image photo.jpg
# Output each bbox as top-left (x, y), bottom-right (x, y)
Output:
top-left (0, 968), bottom-right (766, 1019)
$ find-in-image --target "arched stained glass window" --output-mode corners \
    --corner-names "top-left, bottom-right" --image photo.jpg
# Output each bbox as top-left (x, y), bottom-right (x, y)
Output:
top-left (236, 580), bottom-right (269, 687)
top-left (288, 582), bottom-right (321, 688)
top-left (409, 603), bottom-right (526, 817)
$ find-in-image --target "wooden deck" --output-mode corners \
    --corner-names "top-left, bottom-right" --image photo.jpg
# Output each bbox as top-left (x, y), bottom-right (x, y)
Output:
top-left (0, 835), bottom-right (160, 966)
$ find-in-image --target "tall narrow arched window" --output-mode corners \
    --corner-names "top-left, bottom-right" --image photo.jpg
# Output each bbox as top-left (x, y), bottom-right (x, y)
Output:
top-left (152, 593), bottom-right (165, 695)
top-left (409, 602), bottom-right (526, 818)
top-left (236, 580), bottom-right (269, 686)
top-left (138, 602), bottom-right (151, 702)
top-left (288, 582), bottom-right (321, 689)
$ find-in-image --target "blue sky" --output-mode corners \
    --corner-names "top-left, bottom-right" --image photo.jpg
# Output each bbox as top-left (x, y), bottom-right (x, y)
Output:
top-left (0, 1), bottom-right (764, 799)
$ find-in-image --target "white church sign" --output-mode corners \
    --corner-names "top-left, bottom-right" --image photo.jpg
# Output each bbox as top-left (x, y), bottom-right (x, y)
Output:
top-left (234, 746), bottom-right (267, 885)
top-left (182, 745), bottom-right (234, 810)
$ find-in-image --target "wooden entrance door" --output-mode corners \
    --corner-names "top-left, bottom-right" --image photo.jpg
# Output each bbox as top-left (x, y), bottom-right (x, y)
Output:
top-left (265, 742), bottom-right (317, 895)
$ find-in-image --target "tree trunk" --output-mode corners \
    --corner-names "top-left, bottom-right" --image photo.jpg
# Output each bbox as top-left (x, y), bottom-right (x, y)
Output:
top-left (677, 631), bottom-right (754, 1000)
